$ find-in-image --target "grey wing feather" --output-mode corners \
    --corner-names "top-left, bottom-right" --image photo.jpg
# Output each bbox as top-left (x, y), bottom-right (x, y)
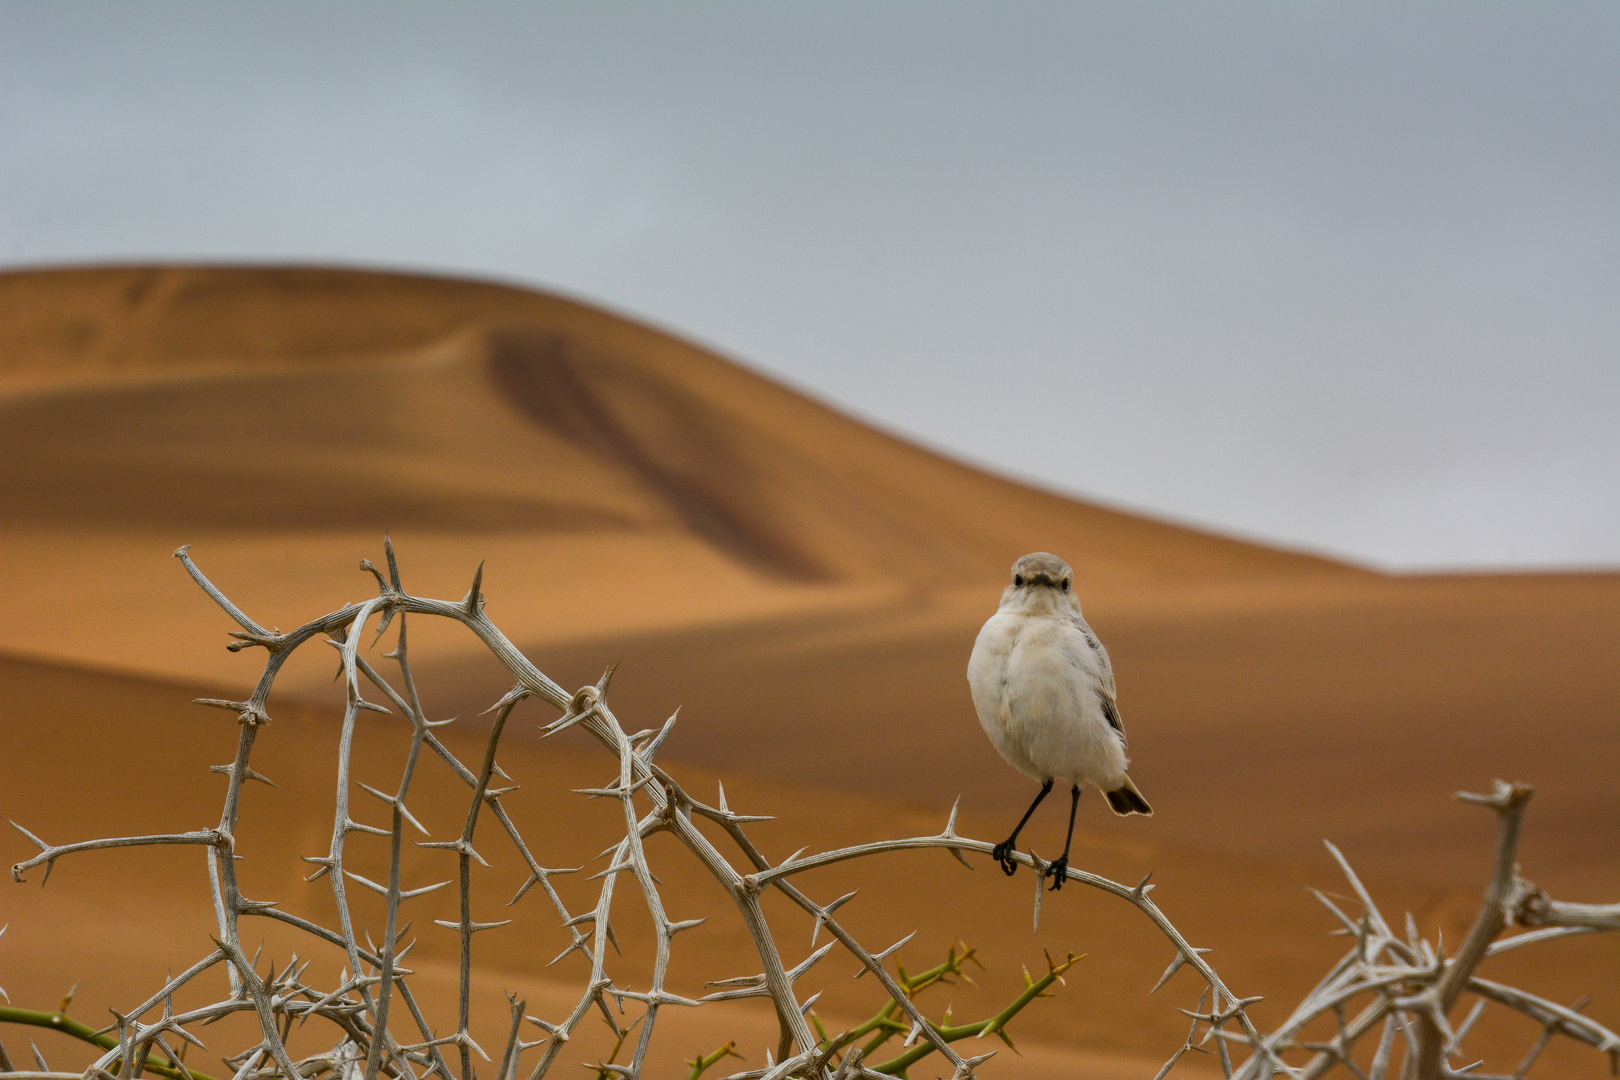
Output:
top-left (1072, 613), bottom-right (1126, 747)
top-left (1097, 690), bottom-right (1127, 749)
top-left (1094, 639), bottom-right (1117, 699)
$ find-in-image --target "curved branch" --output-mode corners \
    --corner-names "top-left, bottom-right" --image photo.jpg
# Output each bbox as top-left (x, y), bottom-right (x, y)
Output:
top-left (743, 831), bottom-right (1268, 1054)
top-left (10, 827), bottom-right (226, 883)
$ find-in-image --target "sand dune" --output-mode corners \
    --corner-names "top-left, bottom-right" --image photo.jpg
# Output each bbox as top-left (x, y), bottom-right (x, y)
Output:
top-left (1, 265), bottom-right (1616, 1075)
top-left (0, 266), bottom-right (1354, 580)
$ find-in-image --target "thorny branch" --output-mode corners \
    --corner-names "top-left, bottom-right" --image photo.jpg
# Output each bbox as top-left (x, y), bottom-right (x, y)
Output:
top-left (1210, 781), bottom-right (1620, 1080)
top-left (4, 542), bottom-right (1616, 1080)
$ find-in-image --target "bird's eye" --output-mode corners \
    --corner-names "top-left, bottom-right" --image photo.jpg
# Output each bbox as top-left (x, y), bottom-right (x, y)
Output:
top-left (1013, 575), bottom-right (1024, 587)
top-left (1062, 580), bottom-right (1070, 591)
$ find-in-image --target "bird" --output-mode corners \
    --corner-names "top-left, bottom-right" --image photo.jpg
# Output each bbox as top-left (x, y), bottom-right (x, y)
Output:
top-left (967, 552), bottom-right (1151, 890)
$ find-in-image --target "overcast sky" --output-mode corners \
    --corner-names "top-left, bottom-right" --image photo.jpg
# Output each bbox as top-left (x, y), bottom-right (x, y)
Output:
top-left (3, 3), bottom-right (1616, 570)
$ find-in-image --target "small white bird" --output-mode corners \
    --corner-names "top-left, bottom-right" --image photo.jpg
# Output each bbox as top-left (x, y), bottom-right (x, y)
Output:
top-left (968, 552), bottom-right (1151, 888)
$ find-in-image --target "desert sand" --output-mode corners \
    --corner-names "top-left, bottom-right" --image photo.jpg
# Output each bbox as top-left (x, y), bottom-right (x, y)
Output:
top-left (0, 266), bottom-right (1615, 1076)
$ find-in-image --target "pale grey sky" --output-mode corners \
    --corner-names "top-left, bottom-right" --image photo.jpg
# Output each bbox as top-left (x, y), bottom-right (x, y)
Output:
top-left (3, 3), bottom-right (1616, 570)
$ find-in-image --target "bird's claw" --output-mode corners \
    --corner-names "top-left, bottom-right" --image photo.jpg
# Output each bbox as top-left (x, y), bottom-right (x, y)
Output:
top-left (1046, 855), bottom-right (1069, 890)
top-left (991, 839), bottom-right (1019, 876)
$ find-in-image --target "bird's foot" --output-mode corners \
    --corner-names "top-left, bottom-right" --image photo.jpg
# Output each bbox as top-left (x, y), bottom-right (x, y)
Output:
top-left (991, 838), bottom-right (1019, 876)
top-left (1046, 855), bottom-right (1069, 891)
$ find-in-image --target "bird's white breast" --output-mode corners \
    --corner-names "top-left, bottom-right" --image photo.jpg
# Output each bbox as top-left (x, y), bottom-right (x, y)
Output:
top-left (968, 610), bottom-right (1128, 789)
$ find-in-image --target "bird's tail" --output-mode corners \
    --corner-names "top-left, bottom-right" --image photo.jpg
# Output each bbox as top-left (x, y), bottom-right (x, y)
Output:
top-left (1105, 775), bottom-right (1153, 817)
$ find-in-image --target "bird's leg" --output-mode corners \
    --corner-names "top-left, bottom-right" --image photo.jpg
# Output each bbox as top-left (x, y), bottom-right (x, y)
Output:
top-left (1047, 784), bottom-right (1081, 890)
top-left (992, 778), bottom-right (1053, 876)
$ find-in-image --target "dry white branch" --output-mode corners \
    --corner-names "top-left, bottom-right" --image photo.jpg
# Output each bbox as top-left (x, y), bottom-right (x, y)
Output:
top-left (1509, 880), bottom-right (1620, 932)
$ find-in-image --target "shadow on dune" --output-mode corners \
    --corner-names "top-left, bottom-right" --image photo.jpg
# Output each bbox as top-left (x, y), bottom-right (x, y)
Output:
top-left (487, 328), bottom-right (831, 581)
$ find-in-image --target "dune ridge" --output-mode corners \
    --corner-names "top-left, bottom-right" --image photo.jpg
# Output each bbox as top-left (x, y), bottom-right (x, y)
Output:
top-left (0, 265), bottom-right (1361, 581)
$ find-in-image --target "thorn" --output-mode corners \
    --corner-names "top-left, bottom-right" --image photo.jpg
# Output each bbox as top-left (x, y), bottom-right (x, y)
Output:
top-left (540, 693), bottom-right (597, 738)
top-left (209, 764), bottom-right (278, 788)
top-left (432, 919), bottom-right (512, 934)
top-left (1029, 850), bottom-right (1048, 932)
top-left (810, 890), bottom-right (857, 948)
top-left (642, 710), bottom-right (680, 761)
top-left (508, 864), bottom-right (581, 906)
top-left (343, 870), bottom-right (449, 900)
top-left (956, 1050), bottom-right (999, 1074)
top-left (709, 780), bottom-right (772, 822)
top-left (371, 606), bottom-right (396, 647)
top-left (573, 774), bottom-right (656, 800)
top-left (382, 534), bottom-right (401, 590)
top-left (343, 818), bottom-right (391, 837)
top-left (300, 855), bottom-right (335, 882)
top-left (1309, 888), bottom-right (1359, 935)
top-left (587, 860), bottom-right (637, 882)
top-left (787, 942), bottom-right (837, 993)
top-left (193, 698), bottom-right (267, 726)
top-left (937, 797), bottom-right (975, 869)
top-left (417, 838), bottom-right (490, 867)
top-left (482, 685), bottom-right (531, 716)
top-left (1150, 948), bottom-right (1211, 995)
top-left (546, 935), bottom-right (591, 968)
top-left (10, 821), bottom-right (47, 852)
top-left (855, 931), bottom-right (916, 978)
top-left (355, 782), bottom-right (429, 835)
top-left (462, 561), bottom-right (485, 616)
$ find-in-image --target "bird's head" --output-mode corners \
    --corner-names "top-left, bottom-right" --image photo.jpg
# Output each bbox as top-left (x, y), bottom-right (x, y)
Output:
top-left (1001, 552), bottom-right (1078, 613)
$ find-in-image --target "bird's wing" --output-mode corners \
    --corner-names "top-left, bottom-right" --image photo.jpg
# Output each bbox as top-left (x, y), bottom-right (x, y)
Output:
top-left (1097, 687), bottom-right (1127, 749)
top-left (1071, 613), bottom-right (1126, 746)
top-left (1069, 613), bottom-right (1117, 696)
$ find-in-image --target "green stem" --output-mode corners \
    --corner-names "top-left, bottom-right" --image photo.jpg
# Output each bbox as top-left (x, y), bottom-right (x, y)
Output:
top-left (853, 1007), bottom-right (908, 1059)
top-left (0, 1007), bottom-right (221, 1080)
top-left (869, 954), bottom-right (1078, 1077)
top-left (684, 1040), bottom-right (739, 1079)
top-left (820, 944), bottom-right (980, 1063)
